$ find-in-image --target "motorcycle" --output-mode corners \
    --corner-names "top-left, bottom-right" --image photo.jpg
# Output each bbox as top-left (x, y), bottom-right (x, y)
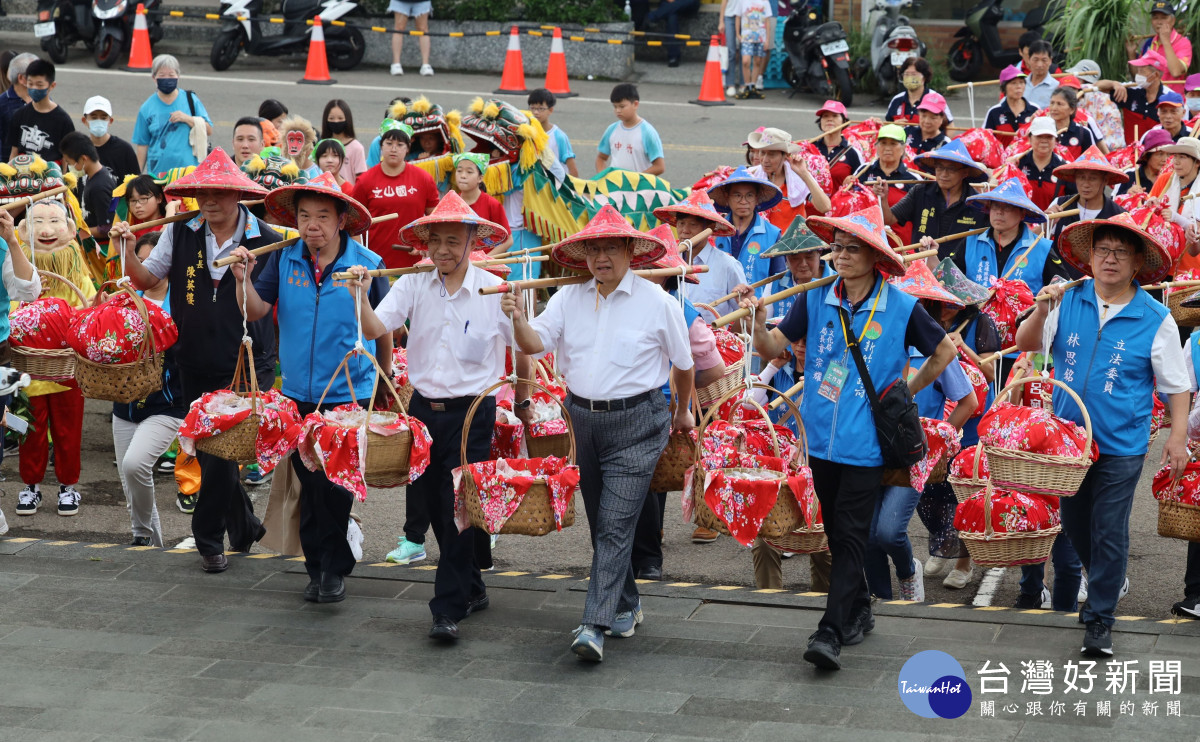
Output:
top-left (34, 0), bottom-right (93, 64)
top-left (93, 0), bottom-right (165, 68)
top-left (948, 0), bottom-right (1064, 82)
top-left (865, 0), bottom-right (925, 97)
top-left (782, 5), bottom-right (854, 106)
top-left (211, 0), bottom-right (366, 72)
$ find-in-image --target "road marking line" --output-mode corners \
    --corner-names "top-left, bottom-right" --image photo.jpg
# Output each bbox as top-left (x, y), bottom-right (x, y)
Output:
top-left (537, 574), bottom-right (571, 580)
top-left (797, 591), bottom-right (827, 597)
top-left (753, 588), bottom-right (786, 593)
top-left (45, 540), bottom-right (76, 546)
top-left (368, 562), bottom-right (396, 567)
top-left (494, 570), bottom-right (529, 576)
top-left (4, 538), bottom-right (39, 543)
top-left (709, 585), bottom-right (742, 591)
top-left (929, 603), bottom-right (962, 608)
top-left (972, 567), bottom-right (1007, 607)
top-left (245, 553), bottom-right (277, 559)
top-left (87, 543), bottom-right (116, 549)
top-left (667, 582), bottom-right (699, 587)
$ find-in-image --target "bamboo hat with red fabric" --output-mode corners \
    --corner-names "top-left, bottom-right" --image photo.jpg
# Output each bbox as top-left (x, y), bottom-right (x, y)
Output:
top-left (652, 189), bottom-right (736, 237)
top-left (164, 147), bottom-right (269, 200)
top-left (889, 259), bottom-right (964, 308)
top-left (805, 205), bottom-right (906, 276)
top-left (647, 224), bottom-right (699, 283)
top-left (264, 171), bottom-right (372, 234)
top-left (1053, 145), bottom-right (1130, 186)
top-left (398, 190), bottom-right (508, 253)
top-left (551, 204), bottom-right (667, 271)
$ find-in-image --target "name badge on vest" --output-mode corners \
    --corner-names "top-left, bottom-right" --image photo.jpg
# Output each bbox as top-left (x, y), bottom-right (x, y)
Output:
top-left (818, 361), bottom-right (849, 403)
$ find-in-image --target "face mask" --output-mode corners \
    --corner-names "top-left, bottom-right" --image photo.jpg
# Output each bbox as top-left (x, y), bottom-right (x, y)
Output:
top-left (156, 78), bottom-right (178, 94)
top-left (88, 119), bottom-right (109, 137)
top-left (903, 77), bottom-right (923, 91)
top-left (326, 121), bottom-right (347, 135)
top-left (1187, 98), bottom-right (1200, 113)
top-left (1134, 74), bottom-right (1148, 88)
top-left (68, 163), bottom-right (84, 179)
top-left (27, 88), bottom-right (48, 103)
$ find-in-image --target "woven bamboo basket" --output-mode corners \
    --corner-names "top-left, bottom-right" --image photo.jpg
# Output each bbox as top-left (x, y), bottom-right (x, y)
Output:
top-left (1158, 500), bottom-right (1200, 542)
top-left (689, 381), bottom-right (808, 541)
top-left (983, 375), bottom-right (1093, 498)
top-left (650, 380), bottom-right (702, 492)
top-left (958, 483), bottom-right (1060, 567)
top-left (1165, 284), bottom-right (1200, 328)
top-left (948, 443), bottom-right (988, 503)
top-left (764, 491), bottom-right (828, 555)
top-left (461, 378), bottom-right (577, 536)
top-left (195, 341), bottom-right (261, 464)
top-left (10, 272), bottom-right (87, 381)
top-left (523, 358), bottom-right (570, 458)
top-left (74, 286), bottom-right (165, 403)
top-left (694, 303), bottom-right (750, 408)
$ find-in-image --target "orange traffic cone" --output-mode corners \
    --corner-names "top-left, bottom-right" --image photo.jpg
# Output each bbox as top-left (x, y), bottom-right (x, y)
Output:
top-left (543, 27), bottom-right (576, 99)
top-left (494, 26), bottom-right (528, 95)
top-left (123, 3), bottom-right (153, 72)
top-left (690, 35), bottom-right (733, 107)
top-left (298, 16), bottom-right (336, 85)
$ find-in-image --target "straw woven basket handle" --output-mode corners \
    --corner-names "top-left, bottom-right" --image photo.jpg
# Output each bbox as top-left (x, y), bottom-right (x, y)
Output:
top-left (990, 374), bottom-right (1094, 460)
top-left (971, 441), bottom-right (984, 479)
top-left (460, 377), bottom-right (576, 471)
top-left (36, 270), bottom-right (88, 306)
top-left (695, 379), bottom-right (808, 472)
top-left (982, 480), bottom-right (996, 541)
top-left (315, 348), bottom-right (407, 416)
top-left (227, 339), bottom-right (260, 404)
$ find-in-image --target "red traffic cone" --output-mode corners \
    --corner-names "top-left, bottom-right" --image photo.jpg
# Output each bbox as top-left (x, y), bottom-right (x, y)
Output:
top-left (494, 26), bottom-right (528, 95)
top-left (690, 36), bottom-right (733, 107)
top-left (543, 27), bottom-right (577, 99)
top-left (123, 3), bottom-right (153, 72)
top-left (298, 16), bottom-right (336, 85)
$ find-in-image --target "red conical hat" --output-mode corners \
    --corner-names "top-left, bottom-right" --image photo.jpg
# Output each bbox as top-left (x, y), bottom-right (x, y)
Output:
top-left (648, 224), bottom-right (699, 283)
top-left (889, 259), bottom-right (964, 307)
top-left (652, 189), bottom-right (736, 237)
top-left (264, 171), bottom-right (371, 235)
top-left (805, 205), bottom-right (906, 276)
top-left (1053, 145), bottom-right (1129, 186)
top-left (164, 147), bottom-right (269, 199)
top-left (552, 204), bottom-right (667, 271)
top-left (416, 249), bottom-right (510, 277)
top-left (399, 190), bottom-right (508, 253)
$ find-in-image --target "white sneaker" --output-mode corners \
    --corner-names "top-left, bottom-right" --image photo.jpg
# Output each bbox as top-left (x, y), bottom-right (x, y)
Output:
top-left (419, 64), bottom-right (434, 76)
top-left (756, 74), bottom-right (764, 88)
top-left (924, 556), bottom-right (950, 576)
top-left (1039, 586), bottom-right (1052, 610)
top-left (943, 566), bottom-right (974, 589)
top-left (898, 557), bottom-right (925, 602)
top-left (1118, 577), bottom-right (1130, 601)
top-left (0, 507), bottom-right (8, 535)
top-left (390, 63), bottom-right (404, 76)
top-left (1078, 573), bottom-right (1089, 604)
top-left (725, 85), bottom-right (736, 97)
top-left (174, 536), bottom-right (197, 550)
top-left (346, 518), bottom-right (364, 561)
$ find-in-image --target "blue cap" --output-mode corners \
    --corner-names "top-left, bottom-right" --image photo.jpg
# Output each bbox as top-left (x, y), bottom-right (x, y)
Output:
top-left (915, 139), bottom-right (989, 179)
top-left (706, 166), bottom-right (783, 213)
top-left (966, 177), bottom-right (1047, 224)
top-left (1159, 90), bottom-right (1185, 108)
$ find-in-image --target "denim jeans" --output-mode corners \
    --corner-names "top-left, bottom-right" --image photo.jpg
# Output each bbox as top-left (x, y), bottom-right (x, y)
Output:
top-left (864, 485), bottom-right (921, 599)
top-left (647, 0), bottom-right (700, 63)
top-left (1060, 453), bottom-right (1145, 627)
top-left (724, 14), bottom-right (742, 89)
top-left (1018, 532), bottom-right (1082, 612)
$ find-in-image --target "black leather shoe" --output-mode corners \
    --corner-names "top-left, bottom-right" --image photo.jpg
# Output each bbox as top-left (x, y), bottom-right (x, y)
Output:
top-left (466, 593), bottom-right (490, 617)
top-left (318, 572), bottom-right (345, 603)
top-left (130, 536), bottom-right (152, 547)
top-left (803, 628), bottom-right (842, 670)
top-left (303, 579), bottom-right (320, 602)
top-left (636, 565), bottom-right (662, 580)
top-left (200, 554), bottom-right (228, 573)
top-left (430, 615), bottom-right (459, 642)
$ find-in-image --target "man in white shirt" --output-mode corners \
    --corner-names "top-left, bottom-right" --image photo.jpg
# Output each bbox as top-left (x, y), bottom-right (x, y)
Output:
top-left (346, 191), bottom-right (529, 643)
top-left (503, 205), bottom-right (696, 662)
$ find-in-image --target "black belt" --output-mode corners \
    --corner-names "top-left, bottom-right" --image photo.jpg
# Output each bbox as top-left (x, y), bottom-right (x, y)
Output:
top-left (411, 391), bottom-right (479, 412)
top-left (567, 390), bottom-right (654, 413)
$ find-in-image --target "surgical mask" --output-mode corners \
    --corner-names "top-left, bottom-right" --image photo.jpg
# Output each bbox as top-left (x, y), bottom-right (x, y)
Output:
top-left (27, 88), bottom-right (48, 103)
top-left (66, 161), bottom-right (83, 178)
top-left (326, 121), bottom-right (347, 135)
top-left (1134, 74), bottom-right (1148, 88)
top-left (88, 119), bottom-right (109, 137)
top-left (902, 76), bottom-right (923, 91)
top-left (156, 78), bottom-right (178, 94)
top-left (1187, 97), bottom-right (1200, 113)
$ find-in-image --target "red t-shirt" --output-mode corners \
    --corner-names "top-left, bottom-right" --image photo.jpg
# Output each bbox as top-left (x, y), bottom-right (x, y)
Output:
top-left (466, 191), bottom-right (511, 248)
top-left (351, 164), bottom-right (440, 269)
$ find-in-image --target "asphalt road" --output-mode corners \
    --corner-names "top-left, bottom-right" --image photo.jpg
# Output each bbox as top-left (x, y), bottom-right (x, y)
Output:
top-left (0, 52), bottom-right (1190, 625)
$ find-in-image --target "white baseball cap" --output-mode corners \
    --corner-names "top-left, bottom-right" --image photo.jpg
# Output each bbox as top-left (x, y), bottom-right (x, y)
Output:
top-left (1028, 117), bottom-right (1057, 138)
top-left (83, 96), bottom-right (112, 117)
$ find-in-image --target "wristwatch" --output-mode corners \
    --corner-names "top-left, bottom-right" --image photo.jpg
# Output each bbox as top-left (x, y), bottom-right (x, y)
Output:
top-left (515, 399), bottom-right (531, 410)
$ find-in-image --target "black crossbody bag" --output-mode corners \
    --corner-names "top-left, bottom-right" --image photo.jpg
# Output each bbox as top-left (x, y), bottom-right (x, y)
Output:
top-left (837, 306), bottom-right (926, 468)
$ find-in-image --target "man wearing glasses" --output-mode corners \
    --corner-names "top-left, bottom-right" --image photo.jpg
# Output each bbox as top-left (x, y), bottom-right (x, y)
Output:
top-left (503, 205), bottom-right (696, 663)
top-left (707, 167), bottom-right (784, 299)
top-left (878, 139), bottom-right (987, 258)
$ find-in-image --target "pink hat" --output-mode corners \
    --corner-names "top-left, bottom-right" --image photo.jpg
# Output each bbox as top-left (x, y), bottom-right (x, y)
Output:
top-left (805, 205), bottom-right (906, 276)
top-left (551, 204), bottom-right (667, 271)
top-left (1187, 73), bottom-right (1200, 92)
top-left (647, 225), bottom-right (699, 283)
top-left (816, 100), bottom-right (848, 119)
top-left (999, 65), bottom-right (1026, 85)
top-left (1130, 50), bottom-right (1169, 76)
top-left (398, 190), bottom-right (508, 253)
top-left (917, 91), bottom-right (948, 115)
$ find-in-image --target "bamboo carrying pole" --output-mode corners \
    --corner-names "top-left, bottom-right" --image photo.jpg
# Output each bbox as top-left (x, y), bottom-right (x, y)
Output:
top-left (114, 198), bottom-right (277, 232)
top-left (710, 270), bottom-right (788, 306)
top-left (806, 120), bottom-right (855, 143)
top-left (211, 213), bottom-right (400, 268)
top-left (478, 265), bottom-right (711, 295)
top-left (2, 185), bottom-right (68, 211)
top-left (768, 380), bottom-right (803, 410)
top-left (330, 255), bottom-right (551, 280)
top-left (946, 71), bottom-right (1074, 91)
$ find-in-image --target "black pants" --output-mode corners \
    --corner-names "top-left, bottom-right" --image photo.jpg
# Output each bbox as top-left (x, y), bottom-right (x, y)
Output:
top-left (182, 370), bottom-right (270, 557)
top-left (404, 483), bottom-right (431, 545)
top-left (292, 400), bottom-right (359, 582)
top-left (407, 392), bottom-right (495, 621)
top-left (632, 490), bottom-right (667, 571)
top-left (1185, 542), bottom-right (1200, 599)
top-left (810, 456), bottom-right (882, 643)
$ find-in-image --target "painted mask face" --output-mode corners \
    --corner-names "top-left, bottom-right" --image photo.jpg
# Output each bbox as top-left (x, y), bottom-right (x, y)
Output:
top-left (25, 201), bottom-right (75, 252)
top-left (286, 130), bottom-right (307, 158)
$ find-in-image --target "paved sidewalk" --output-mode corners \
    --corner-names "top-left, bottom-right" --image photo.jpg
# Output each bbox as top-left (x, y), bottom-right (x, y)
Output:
top-left (1, 537), bottom-right (1198, 741)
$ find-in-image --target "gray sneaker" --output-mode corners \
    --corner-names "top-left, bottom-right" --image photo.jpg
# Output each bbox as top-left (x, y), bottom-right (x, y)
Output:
top-left (571, 624), bottom-right (604, 662)
top-left (605, 601), bottom-right (644, 637)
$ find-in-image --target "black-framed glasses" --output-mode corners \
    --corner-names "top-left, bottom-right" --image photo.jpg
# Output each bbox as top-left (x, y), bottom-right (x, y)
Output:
top-left (829, 243), bottom-right (864, 255)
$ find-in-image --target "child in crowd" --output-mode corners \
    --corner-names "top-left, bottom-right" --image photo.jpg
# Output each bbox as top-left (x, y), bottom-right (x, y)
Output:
top-left (527, 88), bottom-right (578, 178)
top-left (321, 99), bottom-right (367, 185)
top-left (314, 138), bottom-right (353, 194)
top-left (596, 83), bottom-right (665, 176)
top-left (733, 0), bottom-right (774, 100)
top-left (453, 153), bottom-right (512, 256)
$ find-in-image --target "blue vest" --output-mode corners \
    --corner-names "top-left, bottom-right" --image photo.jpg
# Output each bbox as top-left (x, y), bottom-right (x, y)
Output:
top-left (276, 236), bottom-right (384, 404)
top-left (1050, 282), bottom-right (1165, 456)
top-left (959, 314), bottom-right (994, 447)
top-left (773, 261), bottom-right (835, 320)
top-left (0, 242), bottom-right (12, 343)
top-left (1191, 330), bottom-right (1200, 391)
top-left (714, 213), bottom-right (782, 295)
top-left (908, 353), bottom-right (946, 420)
top-left (964, 225), bottom-right (1054, 295)
top-left (801, 274), bottom-right (917, 466)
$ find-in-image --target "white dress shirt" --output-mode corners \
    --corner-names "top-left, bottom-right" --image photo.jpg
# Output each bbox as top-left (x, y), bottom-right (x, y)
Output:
top-left (531, 269), bottom-right (695, 400)
top-left (374, 264), bottom-right (512, 399)
top-left (141, 207), bottom-right (251, 282)
top-left (688, 243), bottom-right (748, 317)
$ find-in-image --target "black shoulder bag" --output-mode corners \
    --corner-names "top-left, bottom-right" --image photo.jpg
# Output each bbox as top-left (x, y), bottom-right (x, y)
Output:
top-left (837, 306), bottom-right (926, 468)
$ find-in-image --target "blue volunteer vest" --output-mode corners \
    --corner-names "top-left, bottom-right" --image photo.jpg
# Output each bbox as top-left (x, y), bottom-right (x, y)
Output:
top-left (964, 225), bottom-right (1054, 295)
top-left (1050, 282), bottom-right (1165, 456)
top-left (959, 314), bottom-right (994, 447)
top-left (773, 261), bottom-right (835, 319)
top-left (1192, 330), bottom-right (1200, 390)
top-left (0, 242), bottom-right (11, 343)
top-left (276, 236), bottom-right (384, 404)
top-left (714, 212), bottom-right (782, 296)
top-left (801, 273), bottom-right (917, 466)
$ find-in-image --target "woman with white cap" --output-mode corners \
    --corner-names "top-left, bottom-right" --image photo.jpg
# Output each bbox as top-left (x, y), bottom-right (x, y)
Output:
top-left (744, 126), bottom-right (830, 232)
top-left (1017, 116), bottom-right (1071, 211)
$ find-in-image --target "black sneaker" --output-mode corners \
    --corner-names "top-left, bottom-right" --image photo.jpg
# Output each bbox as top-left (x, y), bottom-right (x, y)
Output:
top-left (57, 485), bottom-right (81, 516)
top-left (176, 493), bottom-right (197, 514)
top-left (1014, 587), bottom-right (1049, 609)
top-left (842, 604), bottom-right (875, 646)
top-left (803, 628), bottom-right (842, 670)
top-left (1082, 620), bottom-right (1113, 657)
top-left (15, 485), bottom-right (40, 516)
top-left (130, 536), bottom-right (152, 547)
top-left (1172, 595), bottom-right (1200, 619)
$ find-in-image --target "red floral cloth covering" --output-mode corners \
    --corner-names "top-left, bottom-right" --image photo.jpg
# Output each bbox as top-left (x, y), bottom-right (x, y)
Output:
top-left (700, 419), bottom-right (744, 457)
top-left (527, 398), bottom-right (568, 438)
top-left (733, 415), bottom-right (798, 460)
top-left (9, 297), bottom-right (76, 349)
top-left (681, 450), bottom-right (815, 546)
top-left (68, 292), bottom-right (177, 364)
top-left (944, 358), bottom-right (989, 420)
top-left (1153, 460), bottom-right (1200, 506)
top-left (1150, 389), bottom-right (1169, 439)
top-left (298, 404), bottom-right (432, 502)
top-left (713, 328), bottom-right (743, 365)
top-left (843, 120), bottom-right (879, 162)
top-left (829, 182), bottom-right (878, 218)
top-left (179, 389), bottom-right (303, 475)
top-left (954, 488), bottom-right (1061, 534)
top-left (491, 402), bottom-right (524, 459)
top-left (905, 418), bottom-right (962, 492)
top-left (981, 278), bottom-right (1034, 349)
top-left (990, 163), bottom-right (1033, 193)
top-left (1106, 142), bottom-right (1141, 171)
top-left (979, 402), bottom-right (1098, 461)
top-left (955, 128), bottom-right (1006, 169)
top-left (950, 444), bottom-right (990, 480)
top-left (391, 346), bottom-right (409, 390)
top-left (1126, 205), bottom-right (1184, 262)
top-left (691, 166), bottom-right (737, 194)
top-left (452, 456), bottom-right (580, 533)
top-left (793, 141), bottom-right (833, 195)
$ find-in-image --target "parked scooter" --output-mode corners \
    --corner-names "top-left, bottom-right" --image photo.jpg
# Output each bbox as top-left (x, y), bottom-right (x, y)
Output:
top-left (210, 0), bottom-right (365, 72)
top-left (782, 5), bottom-right (854, 106)
top-left (948, 0), bottom-right (1064, 82)
top-left (864, 0), bottom-right (924, 97)
top-left (93, 0), bottom-right (164, 68)
top-left (34, 0), bottom-right (92, 64)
